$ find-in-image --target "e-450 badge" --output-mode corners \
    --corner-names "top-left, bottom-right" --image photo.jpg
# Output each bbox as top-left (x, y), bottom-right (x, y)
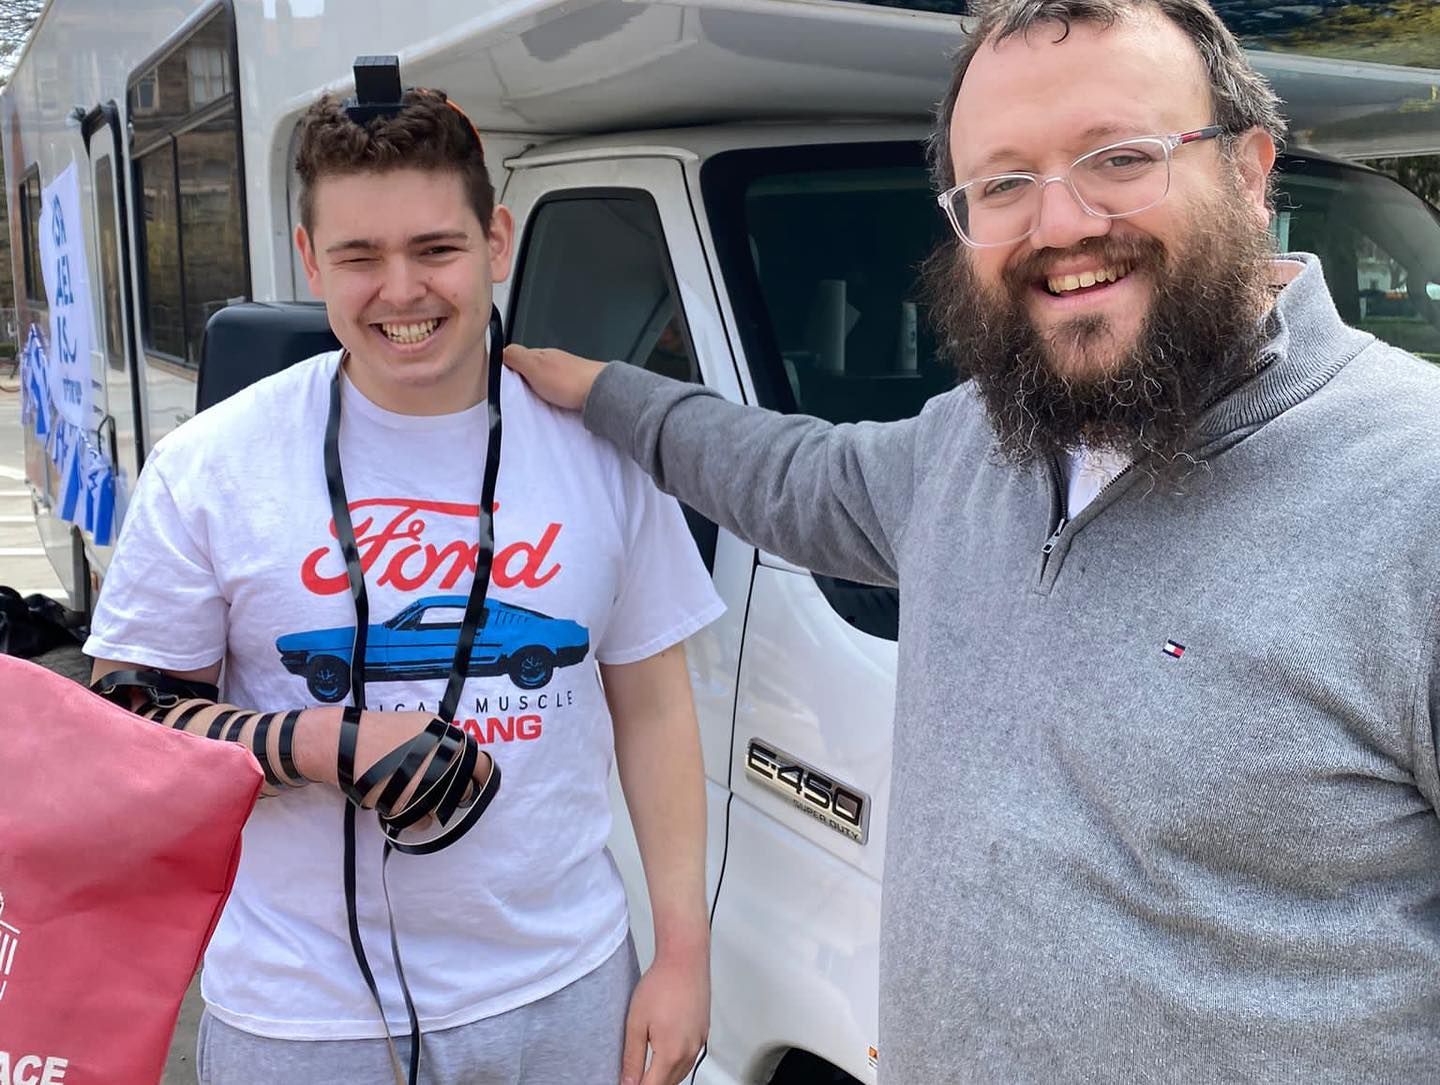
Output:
top-left (745, 740), bottom-right (870, 844)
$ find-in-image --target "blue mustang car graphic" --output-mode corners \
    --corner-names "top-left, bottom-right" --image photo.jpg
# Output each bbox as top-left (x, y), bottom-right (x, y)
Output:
top-left (277, 595), bottom-right (591, 703)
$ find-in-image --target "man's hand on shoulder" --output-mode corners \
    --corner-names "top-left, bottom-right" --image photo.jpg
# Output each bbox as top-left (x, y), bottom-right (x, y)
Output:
top-left (502, 344), bottom-right (607, 412)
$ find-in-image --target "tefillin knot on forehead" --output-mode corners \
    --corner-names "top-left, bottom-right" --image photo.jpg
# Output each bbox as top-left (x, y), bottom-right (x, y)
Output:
top-left (341, 54), bottom-right (485, 154)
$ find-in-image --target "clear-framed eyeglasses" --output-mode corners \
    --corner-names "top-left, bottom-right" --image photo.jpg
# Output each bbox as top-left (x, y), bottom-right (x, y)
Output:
top-left (937, 125), bottom-right (1228, 248)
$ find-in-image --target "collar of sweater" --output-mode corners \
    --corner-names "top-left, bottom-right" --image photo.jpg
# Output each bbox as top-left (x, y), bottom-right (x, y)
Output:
top-left (1196, 253), bottom-right (1374, 440)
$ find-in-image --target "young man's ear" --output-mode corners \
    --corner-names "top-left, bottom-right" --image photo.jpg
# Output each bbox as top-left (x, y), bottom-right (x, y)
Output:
top-left (486, 205), bottom-right (516, 286)
top-left (1232, 127), bottom-right (1278, 224)
top-left (295, 224), bottom-right (325, 299)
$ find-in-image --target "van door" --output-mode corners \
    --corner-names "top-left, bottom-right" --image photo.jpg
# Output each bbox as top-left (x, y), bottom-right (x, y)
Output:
top-left (497, 155), bottom-right (752, 968)
top-left (82, 103), bottom-right (143, 554)
top-left (691, 139), bottom-right (952, 1085)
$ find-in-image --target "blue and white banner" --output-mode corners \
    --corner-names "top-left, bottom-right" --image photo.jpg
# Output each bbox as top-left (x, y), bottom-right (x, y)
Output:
top-left (22, 332), bottom-right (116, 546)
top-left (14, 164), bottom-right (119, 544)
top-left (18, 326), bottom-right (49, 438)
top-left (53, 420), bottom-right (83, 524)
top-left (38, 163), bottom-right (94, 431)
top-left (18, 162), bottom-right (118, 547)
top-left (82, 441), bottom-right (116, 546)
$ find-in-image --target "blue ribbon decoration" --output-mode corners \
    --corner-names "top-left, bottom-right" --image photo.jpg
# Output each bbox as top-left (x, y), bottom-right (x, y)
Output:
top-left (21, 321), bottom-right (119, 543)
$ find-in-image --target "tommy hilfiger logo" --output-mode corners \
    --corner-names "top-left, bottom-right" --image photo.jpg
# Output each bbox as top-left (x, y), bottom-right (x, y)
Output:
top-left (1162, 640), bottom-right (1186, 659)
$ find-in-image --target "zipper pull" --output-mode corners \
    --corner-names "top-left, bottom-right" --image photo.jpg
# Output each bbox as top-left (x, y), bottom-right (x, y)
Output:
top-left (1041, 518), bottom-right (1067, 556)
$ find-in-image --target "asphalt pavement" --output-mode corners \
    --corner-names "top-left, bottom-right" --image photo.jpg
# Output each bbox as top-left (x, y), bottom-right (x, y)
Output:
top-left (0, 382), bottom-right (204, 1084)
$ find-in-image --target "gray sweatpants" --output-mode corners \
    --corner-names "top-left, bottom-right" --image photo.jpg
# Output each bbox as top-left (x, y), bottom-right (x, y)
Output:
top-left (196, 936), bottom-right (640, 1085)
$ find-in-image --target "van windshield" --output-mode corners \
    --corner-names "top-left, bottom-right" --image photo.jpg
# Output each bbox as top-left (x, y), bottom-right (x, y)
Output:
top-left (702, 141), bottom-right (1440, 425)
top-left (1275, 155), bottom-right (1440, 365)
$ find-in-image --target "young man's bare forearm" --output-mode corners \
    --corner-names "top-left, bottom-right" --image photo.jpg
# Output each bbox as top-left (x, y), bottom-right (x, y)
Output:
top-left (604, 643), bottom-right (711, 1085)
top-left (603, 645), bottom-right (709, 954)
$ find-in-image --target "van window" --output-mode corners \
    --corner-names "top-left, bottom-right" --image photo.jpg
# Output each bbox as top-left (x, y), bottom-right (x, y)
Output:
top-left (19, 166), bottom-right (43, 306)
top-left (510, 191), bottom-right (700, 383)
top-left (176, 115), bottom-right (247, 354)
top-left (702, 142), bottom-right (951, 423)
top-left (129, 7), bottom-right (247, 368)
top-left (94, 157), bottom-right (125, 369)
top-left (137, 150), bottom-right (184, 357)
top-left (509, 189), bottom-right (714, 569)
top-left (1274, 155), bottom-right (1440, 365)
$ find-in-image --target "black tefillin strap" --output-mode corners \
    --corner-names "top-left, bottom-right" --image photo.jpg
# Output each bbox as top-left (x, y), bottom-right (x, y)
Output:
top-left (90, 670), bottom-right (305, 791)
top-left (324, 304), bottom-right (506, 1085)
top-left (92, 668), bottom-right (220, 707)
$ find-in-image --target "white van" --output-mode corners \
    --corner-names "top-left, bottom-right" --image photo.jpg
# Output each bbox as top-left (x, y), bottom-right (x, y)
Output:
top-left (6, 2), bottom-right (1440, 1082)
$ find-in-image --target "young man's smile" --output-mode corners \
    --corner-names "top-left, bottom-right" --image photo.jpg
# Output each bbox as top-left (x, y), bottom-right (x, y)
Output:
top-left (372, 315), bottom-right (448, 349)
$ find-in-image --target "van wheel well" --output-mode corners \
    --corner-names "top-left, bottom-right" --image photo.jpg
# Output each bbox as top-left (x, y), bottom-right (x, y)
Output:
top-left (766, 1049), bottom-right (863, 1085)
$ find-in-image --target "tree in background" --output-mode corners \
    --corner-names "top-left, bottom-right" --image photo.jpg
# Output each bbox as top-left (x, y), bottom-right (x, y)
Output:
top-left (0, 0), bottom-right (43, 80)
top-left (1254, 0), bottom-right (1440, 70)
top-left (1363, 156), bottom-right (1440, 209)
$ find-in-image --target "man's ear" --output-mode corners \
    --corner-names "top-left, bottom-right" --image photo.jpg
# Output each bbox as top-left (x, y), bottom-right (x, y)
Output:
top-left (1232, 127), bottom-right (1278, 222)
top-left (486, 205), bottom-right (516, 286)
top-left (295, 223), bottom-right (324, 299)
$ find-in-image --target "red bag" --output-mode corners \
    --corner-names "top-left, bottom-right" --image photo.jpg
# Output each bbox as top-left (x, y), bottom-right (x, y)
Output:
top-left (0, 656), bottom-right (261, 1084)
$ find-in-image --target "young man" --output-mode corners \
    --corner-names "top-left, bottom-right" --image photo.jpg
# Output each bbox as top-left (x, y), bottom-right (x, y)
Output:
top-left (87, 88), bottom-right (720, 1085)
top-left (504, 1), bottom-right (1440, 1080)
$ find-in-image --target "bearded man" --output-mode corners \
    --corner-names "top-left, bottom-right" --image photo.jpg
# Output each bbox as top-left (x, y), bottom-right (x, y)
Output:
top-left (503, 0), bottom-right (1440, 1079)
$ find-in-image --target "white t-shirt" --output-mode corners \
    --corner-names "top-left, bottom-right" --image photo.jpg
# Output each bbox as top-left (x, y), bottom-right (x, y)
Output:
top-left (1061, 446), bottom-right (1129, 519)
top-left (86, 354), bottom-right (724, 1040)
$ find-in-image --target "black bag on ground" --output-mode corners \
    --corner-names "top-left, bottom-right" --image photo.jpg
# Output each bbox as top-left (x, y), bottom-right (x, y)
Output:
top-left (0, 586), bottom-right (88, 658)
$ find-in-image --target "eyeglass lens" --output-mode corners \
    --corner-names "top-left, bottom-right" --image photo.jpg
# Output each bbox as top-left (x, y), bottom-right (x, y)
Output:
top-left (950, 138), bottom-right (1172, 245)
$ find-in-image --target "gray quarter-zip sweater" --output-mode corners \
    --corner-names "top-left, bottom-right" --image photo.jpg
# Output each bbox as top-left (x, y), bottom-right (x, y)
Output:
top-left (585, 255), bottom-right (1440, 1083)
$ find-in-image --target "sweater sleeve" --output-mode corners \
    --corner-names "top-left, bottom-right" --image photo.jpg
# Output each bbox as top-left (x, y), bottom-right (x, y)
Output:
top-left (583, 362), bottom-right (917, 588)
top-left (1417, 608), bottom-right (1440, 812)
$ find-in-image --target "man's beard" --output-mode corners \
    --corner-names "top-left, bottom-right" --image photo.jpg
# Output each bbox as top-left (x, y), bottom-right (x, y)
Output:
top-left (921, 183), bottom-right (1274, 474)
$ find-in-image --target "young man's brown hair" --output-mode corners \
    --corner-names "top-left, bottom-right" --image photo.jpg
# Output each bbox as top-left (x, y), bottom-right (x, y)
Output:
top-left (294, 89), bottom-right (495, 234)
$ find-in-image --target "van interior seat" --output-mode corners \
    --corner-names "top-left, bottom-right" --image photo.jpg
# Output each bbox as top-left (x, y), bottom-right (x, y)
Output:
top-left (197, 302), bottom-right (340, 413)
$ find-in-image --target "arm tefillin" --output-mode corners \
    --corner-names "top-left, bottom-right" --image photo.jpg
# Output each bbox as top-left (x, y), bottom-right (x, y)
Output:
top-left (92, 669), bottom-right (306, 790)
top-left (90, 670), bottom-right (499, 843)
